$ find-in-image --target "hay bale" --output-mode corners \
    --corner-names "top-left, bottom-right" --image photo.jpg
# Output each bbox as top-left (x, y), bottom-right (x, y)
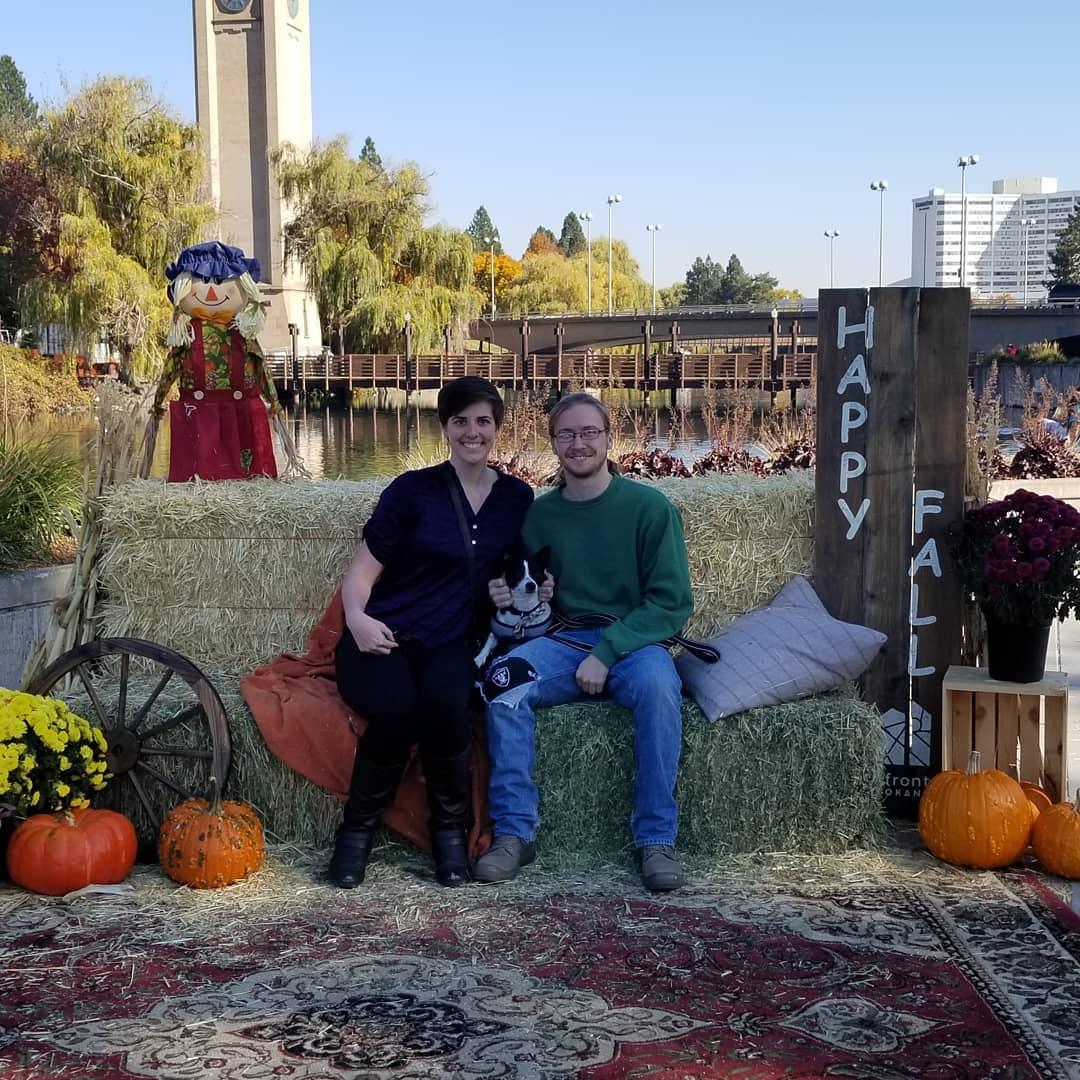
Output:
top-left (96, 472), bottom-right (814, 673)
top-left (536, 693), bottom-right (884, 861)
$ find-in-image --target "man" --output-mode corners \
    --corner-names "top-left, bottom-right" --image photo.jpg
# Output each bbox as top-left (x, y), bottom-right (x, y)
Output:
top-left (474, 392), bottom-right (694, 891)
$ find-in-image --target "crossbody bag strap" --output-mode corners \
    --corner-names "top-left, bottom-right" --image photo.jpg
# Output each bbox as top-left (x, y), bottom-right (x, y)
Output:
top-left (444, 462), bottom-right (477, 596)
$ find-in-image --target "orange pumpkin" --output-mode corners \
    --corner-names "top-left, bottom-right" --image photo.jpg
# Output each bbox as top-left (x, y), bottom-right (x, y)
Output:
top-left (1032, 788), bottom-right (1080, 880)
top-left (158, 782), bottom-right (264, 889)
top-left (918, 750), bottom-right (1032, 869)
top-left (1020, 781), bottom-right (1053, 819)
top-left (6, 809), bottom-right (137, 896)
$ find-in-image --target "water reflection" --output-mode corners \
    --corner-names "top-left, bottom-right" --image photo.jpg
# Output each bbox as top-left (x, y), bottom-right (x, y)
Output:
top-left (34, 403), bottom-right (723, 480)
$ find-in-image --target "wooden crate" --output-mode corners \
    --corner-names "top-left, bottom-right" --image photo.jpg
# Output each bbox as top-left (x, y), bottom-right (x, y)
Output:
top-left (941, 665), bottom-right (1068, 801)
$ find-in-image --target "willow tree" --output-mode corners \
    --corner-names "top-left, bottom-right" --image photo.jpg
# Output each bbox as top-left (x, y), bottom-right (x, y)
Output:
top-left (274, 138), bottom-right (478, 354)
top-left (23, 77), bottom-right (214, 382)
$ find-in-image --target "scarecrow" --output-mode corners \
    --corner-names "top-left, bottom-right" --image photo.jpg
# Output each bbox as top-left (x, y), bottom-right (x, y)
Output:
top-left (140, 241), bottom-right (306, 481)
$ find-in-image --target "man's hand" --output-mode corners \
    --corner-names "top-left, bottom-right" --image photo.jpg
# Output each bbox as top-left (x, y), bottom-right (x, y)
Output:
top-left (347, 611), bottom-right (398, 655)
top-left (576, 654), bottom-right (609, 695)
top-left (538, 570), bottom-right (555, 603)
top-left (488, 577), bottom-right (512, 610)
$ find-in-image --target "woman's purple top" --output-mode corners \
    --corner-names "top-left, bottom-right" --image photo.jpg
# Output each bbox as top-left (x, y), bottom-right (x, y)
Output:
top-left (362, 463), bottom-right (533, 648)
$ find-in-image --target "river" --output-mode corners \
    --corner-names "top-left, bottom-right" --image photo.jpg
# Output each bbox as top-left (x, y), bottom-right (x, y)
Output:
top-left (32, 401), bottom-right (725, 480)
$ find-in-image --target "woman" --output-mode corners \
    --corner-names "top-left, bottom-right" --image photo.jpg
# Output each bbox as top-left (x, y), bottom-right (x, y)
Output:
top-left (330, 377), bottom-right (536, 888)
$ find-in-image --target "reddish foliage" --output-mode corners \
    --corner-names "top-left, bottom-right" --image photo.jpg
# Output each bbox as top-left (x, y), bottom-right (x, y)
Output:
top-left (765, 439), bottom-right (816, 474)
top-left (617, 449), bottom-right (692, 478)
top-left (692, 446), bottom-right (767, 476)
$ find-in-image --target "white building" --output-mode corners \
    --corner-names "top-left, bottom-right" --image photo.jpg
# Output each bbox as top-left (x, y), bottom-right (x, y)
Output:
top-left (910, 178), bottom-right (1080, 301)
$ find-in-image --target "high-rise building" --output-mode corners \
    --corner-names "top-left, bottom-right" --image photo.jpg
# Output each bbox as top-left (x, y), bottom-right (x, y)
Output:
top-left (910, 178), bottom-right (1080, 302)
top-left (193, 0), bottom-right (322, 352)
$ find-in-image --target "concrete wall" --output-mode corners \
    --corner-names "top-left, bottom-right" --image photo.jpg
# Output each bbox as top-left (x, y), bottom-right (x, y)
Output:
top-left (973, 362), bottom-right (1080, 405)
top-left (0, 565), bottom-right (72, 690)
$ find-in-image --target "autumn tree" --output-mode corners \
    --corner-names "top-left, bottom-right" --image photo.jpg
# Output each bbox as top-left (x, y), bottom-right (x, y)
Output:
top-left (1047, 207), bottom-right (1080, 287)
top-left (525, 226), bottom-right (560, 258)
top-left (472, 251), bottom-right (522, 314)
top-left (557, 212), bottom-right (587, 256)
top-left (22, 77), bottom-right (214, 382)
top-left (465, 206), bottom-right (502, 255)
top-left (275, 137), bottom-right (477, 353)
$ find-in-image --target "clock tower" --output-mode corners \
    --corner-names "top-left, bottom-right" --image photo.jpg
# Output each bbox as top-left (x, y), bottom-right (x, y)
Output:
top-left (193, 0), bottom-right (321, 353)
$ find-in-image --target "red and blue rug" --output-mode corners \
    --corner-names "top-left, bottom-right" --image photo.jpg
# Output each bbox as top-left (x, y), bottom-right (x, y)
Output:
top-left (1, 860), bottom-right (1078, 1078)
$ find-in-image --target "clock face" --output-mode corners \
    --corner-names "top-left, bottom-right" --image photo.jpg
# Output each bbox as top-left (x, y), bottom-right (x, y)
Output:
top-left (287, 0), bottom-right (300, 16)
top-left (216, 0), bottom-right (250, 13)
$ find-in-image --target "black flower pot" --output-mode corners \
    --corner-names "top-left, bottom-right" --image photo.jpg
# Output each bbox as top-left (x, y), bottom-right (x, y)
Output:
top-left (984, 611), bottom-right (1052, 683)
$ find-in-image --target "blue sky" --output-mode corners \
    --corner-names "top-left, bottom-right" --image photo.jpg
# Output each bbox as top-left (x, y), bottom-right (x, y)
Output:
top-left (7, 1), bottom-right (1076, 297)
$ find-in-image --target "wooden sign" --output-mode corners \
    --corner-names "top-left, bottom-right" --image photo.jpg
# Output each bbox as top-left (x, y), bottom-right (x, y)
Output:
top-left (815, 288), bottom-right (968, 817)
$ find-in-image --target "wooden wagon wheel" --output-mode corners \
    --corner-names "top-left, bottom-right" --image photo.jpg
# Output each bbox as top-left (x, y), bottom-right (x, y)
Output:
top-left (25, 638), bottom-right (232, 839)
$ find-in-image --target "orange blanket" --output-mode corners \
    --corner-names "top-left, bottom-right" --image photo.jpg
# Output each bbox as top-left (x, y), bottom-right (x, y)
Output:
top-left (239, 590), bottom-right (492, 857)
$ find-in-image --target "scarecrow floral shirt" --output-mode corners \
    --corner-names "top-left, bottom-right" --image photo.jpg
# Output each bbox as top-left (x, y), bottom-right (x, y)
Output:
top-left (152, 321), bottom-right (283, 418)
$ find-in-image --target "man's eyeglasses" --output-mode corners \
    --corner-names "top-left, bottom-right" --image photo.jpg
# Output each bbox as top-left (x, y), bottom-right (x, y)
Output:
top-left (554, 427), bottom-right (607, 445)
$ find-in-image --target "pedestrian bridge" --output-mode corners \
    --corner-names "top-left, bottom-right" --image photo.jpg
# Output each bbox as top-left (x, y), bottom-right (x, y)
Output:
top-left (469, 301), bottom-right (1080, 356)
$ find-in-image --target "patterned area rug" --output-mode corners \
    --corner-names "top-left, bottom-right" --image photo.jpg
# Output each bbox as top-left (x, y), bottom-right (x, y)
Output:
top-left (1, 853), bottom-right (1078, 1079)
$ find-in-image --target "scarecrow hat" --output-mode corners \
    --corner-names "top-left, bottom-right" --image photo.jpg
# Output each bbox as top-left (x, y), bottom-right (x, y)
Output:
top-left (165, 241), bottom-right (261, 285)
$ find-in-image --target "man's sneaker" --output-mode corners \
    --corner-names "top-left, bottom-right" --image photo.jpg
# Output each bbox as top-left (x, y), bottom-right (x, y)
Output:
top-left (639, 845), bottom-right (687, 892)
top-left (472, 836), bottom-right (536, 883)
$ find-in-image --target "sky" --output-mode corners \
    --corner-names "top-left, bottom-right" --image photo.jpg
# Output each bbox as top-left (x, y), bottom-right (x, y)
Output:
top-left (7, 0), bottom-right (1077, 298)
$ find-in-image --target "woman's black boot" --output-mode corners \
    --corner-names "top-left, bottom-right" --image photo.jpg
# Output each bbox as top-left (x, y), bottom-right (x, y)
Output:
top-left (328, 747), bottom-right (408, 888)
top-left (422, 746), bottom-right (472, 887)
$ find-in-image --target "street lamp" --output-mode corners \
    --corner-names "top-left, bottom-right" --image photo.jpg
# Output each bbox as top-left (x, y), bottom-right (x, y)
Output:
top-left (869, 181), bottom-right (888, 287)
top-left (956, 154), bottom-right (979, 288)
top-left (646, 224), bottom-right (662, 313)
top-left (824, 229), bottom-right (839, 288)
top-left (578, 211), bottom-right (593, 314)
top-left (482, 236), bottom-right (496, 319)
top-left (606, 193), bottom-right (622, 316)
top-left (1020, 217), bottom-right (1034, 305)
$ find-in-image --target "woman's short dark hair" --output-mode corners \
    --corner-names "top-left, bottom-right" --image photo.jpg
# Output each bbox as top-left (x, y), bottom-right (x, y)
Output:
top-left (437, 376), bottom-right (505, 426)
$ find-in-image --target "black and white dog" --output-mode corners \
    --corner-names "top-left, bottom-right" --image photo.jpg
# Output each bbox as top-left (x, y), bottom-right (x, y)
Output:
top-left (474, 544), bottom-right (553, 668)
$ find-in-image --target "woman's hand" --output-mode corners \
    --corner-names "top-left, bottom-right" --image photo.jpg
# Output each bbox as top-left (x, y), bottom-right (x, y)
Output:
top-left (489, 577), bottom-right (512, 610)
top-left (539, 571), bottom-right (555, 603)
top-left (347, 611), bottom-right (399, 654)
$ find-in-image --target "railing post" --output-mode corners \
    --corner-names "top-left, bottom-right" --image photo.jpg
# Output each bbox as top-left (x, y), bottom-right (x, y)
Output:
top-left (642, 319), bottom-right (652, 399)
top-left (555, 321), bottom-right (564, 389)
top-left (520, 319), bottom-right (530, 392)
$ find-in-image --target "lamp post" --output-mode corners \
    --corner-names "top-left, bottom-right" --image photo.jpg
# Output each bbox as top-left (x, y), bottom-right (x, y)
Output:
top-left (606, 193), bottom-right (622, 316)
top-left (578, 211), bottom-right (593, 314)
top-left (824, 229), bottom-right (839, 288)
top-left (482, 236), bottom-right (496, 319)
top-left (1020, 217), bottom-right (1033, 305)
top-left (646, 223), bottom-right (662, 313)
top-left (956, 153), bottom-right (979, 288)
top-left (869, 181), bottom-right (887, 287)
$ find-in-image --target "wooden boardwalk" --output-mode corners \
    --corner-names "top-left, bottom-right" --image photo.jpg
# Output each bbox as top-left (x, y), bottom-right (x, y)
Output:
top-left (264, 350), bottom-right (817, 394)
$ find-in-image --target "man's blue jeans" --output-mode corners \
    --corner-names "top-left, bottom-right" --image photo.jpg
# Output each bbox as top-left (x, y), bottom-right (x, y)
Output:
top-left (484, 629), bottom-right (683, 848)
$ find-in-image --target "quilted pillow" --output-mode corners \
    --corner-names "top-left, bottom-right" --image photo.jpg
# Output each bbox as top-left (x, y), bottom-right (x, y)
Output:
top-left (675, 575), bottom-right (886, 720)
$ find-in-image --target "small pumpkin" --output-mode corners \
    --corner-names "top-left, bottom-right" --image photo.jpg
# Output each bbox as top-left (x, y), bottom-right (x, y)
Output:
top-left (6, 808), bottom-right (137, 896)
top-left (1032, 788), bottom-right (1080, 880)
top-left (1009, 765), bottom-right (1053, 827)
top-left (158, 779), bottom-right (264, 888)
top-left (918, 750), bottom-right (1032, 869)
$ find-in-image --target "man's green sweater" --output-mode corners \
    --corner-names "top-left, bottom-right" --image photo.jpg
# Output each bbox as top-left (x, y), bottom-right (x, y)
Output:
top-left (522, 473), bottom-right (693, 668)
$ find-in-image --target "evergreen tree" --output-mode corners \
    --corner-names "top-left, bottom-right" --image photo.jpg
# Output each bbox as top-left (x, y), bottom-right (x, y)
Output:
top-left (1047, 207), bottom-right (1080, 287)
top-left (465, 206), bottom-right (502, 254)
top-left (358, 136), bottom-right (382, 171)
top-left (718, 254), bottom-right (749, 302)
top-left (0, 55), bottom-right (38, 143)
top-left (557, 212), bottom-right (587, 256)
top-left (683, 255), bottom-right (724, 304)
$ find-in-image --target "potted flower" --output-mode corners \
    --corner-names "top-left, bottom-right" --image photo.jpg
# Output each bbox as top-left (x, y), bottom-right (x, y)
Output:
top-left (0, 689), bottom-right (111, 819)
top-left (949, 489), bottom-right (1080, 681)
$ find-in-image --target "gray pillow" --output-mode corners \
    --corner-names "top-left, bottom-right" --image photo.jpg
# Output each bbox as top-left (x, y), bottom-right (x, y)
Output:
top-left (675, 575), bottom-right (886, 720)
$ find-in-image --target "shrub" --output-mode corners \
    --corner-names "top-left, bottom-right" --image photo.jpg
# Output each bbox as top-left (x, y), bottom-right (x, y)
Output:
top-left (0, 430), bottom-right (81, 571)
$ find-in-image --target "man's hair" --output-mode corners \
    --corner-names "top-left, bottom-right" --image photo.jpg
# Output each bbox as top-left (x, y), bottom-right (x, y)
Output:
top-left (547, 392), bottom-right (610, 438)
top-left (437, 376), bottom-right (505, 426)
